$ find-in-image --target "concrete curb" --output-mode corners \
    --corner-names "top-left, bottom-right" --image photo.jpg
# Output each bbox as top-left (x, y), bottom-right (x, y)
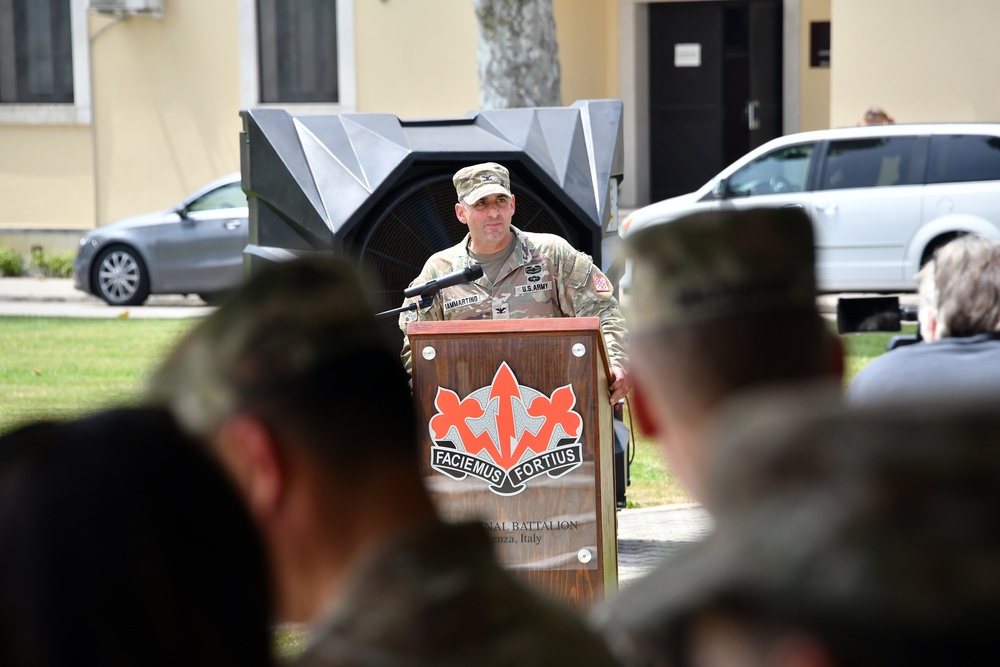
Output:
top-left (0, 277), bottom-right (915, 312)
top-left (0, 277), bottom-right (213, 318)
top-left (0, 277), bottom-right (91, 302)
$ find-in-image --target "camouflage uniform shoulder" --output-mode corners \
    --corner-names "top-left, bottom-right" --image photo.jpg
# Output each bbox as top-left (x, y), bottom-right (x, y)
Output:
top-left (412, 237), bottom-right (472, 281)
top-left (519, 229), bottom-right (582, 258)
top-left (596, 399), bottom-right (1000, 666)
top-left (298, 521), bottom-right (622, 667)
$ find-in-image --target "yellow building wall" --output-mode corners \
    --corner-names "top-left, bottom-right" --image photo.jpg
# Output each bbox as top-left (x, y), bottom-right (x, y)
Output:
top-left (354, 0), bottom-right (617, 118)
top-left (799, 0), bottom-right (830, 131)
top-left (555, 0), bottom-right (619, 103)
top-left (831, 0), bottom-right (1000, 127)
top-left (0, 126), bottom-right (93, 230)
top-left (89, 2), bottom-right (242, 225)
top-left (354, 0), bottom-right (479, 117)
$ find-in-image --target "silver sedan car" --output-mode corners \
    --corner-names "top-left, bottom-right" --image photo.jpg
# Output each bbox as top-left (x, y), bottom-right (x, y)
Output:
top-left (73, 173), bottom-right (248, 306)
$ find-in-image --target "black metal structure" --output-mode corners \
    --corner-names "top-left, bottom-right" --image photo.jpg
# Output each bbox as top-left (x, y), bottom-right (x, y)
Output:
top-left (238, 100), bottom-right (624, 342)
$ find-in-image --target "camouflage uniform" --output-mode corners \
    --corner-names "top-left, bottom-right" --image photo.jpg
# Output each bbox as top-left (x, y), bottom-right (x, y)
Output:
top-left (399, 225), bottom-right (627, 373)
top-left (623, 207), bottom-right (818, 335)
top-left (594, 398), bottom-right (1000, 666)
top-left (297, 521), bottom-right (622, 667)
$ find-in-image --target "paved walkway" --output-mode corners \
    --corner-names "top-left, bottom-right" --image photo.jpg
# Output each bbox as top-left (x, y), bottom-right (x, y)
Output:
top-left (616, 503), bottom-right (713, 585)
top-left (1, 277), bottom-right (918, 320)
top-left (0, 277), bottom-right (212, 318)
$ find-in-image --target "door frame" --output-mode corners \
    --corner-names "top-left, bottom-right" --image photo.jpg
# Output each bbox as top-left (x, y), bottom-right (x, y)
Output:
top-left (617, 0), bottom-right (801, 208)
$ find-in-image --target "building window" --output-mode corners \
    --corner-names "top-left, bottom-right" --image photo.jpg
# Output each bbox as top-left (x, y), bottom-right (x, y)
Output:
top-left (257, 0), bottom-right (339, 104)
top-left (0, 0), bottom-right (74, 104)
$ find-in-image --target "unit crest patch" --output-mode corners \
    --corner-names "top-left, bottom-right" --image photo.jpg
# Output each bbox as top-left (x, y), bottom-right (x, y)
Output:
top-left (428, 362), bottom-right (584, 496)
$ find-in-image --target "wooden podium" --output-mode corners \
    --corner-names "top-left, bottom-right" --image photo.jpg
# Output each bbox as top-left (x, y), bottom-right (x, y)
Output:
top-left (408, 317), bottom-right (618, 612)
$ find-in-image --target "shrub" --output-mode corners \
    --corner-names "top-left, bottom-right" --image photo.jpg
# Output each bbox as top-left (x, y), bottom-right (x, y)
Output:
top-left (29, 249), bottom-right (74, 278)
top-left (0, 247), bottom-right (24, 277)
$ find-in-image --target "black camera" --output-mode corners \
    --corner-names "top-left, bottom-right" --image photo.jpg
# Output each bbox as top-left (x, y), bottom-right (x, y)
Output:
top-left (836, 296), bottom-right (921, 350)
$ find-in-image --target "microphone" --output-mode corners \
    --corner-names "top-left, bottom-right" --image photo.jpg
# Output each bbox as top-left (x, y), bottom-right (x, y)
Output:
top-left (404, 264), bottom-right (484, 299)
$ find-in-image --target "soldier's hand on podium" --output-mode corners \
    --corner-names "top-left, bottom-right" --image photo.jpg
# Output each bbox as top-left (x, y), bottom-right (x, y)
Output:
top-left (609, 366), bottom-right (632, 404)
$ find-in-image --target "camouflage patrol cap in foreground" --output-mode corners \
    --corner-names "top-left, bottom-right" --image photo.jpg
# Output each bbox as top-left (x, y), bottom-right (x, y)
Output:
top-left (608, 400), bottom-right (1000, 654)
top-left (624, 207), bottom-right (817, 333)
top-left (453, 162), bottom-right (512, 205)
top-left (146, 256), bottom-right (398, 437)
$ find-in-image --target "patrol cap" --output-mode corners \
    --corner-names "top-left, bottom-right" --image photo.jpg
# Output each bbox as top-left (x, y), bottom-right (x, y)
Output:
top-left (453, 162), bottom-right (512, 205)
top-left (610, 400), bottom-right (1000, 649)
top-left (624, 207), bottom-right (817, 334)
top-left (147, 255), bottom-right (400, 437)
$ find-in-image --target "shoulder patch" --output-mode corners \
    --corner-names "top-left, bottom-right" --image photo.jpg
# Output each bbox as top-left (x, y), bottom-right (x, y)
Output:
top-left (566, 251), bottom-right (593, 290)
top-left (593, 274), bottom-right (611, 293)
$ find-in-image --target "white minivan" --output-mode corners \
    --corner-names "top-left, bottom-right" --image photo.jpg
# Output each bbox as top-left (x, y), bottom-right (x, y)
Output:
top-left (619, 123), bottom-right (1000, 297)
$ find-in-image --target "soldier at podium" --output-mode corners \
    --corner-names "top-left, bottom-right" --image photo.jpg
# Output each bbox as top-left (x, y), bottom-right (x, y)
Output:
top-left (399, 162), bottom-right (632, 405)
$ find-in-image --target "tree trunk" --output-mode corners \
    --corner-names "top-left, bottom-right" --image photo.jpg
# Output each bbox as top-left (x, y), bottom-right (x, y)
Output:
top-left (473, 0), bottom-right (562, 109)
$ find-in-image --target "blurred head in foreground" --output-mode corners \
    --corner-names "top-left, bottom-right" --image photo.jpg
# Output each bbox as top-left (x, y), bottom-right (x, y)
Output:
top-left (602, 399), bottom-right (1000, 667)
top-left (623, 207), bottom-right (842, 501)
top-left (0, 407), bottom-right (273, 667)
top-left (147, 256), bottom-right (429, 622)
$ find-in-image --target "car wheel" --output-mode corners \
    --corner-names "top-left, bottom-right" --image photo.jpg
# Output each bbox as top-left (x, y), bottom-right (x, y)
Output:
top-left (92, 245), bottom-right (150, 306)
top-left (920, 232), bottom-right (963, 267)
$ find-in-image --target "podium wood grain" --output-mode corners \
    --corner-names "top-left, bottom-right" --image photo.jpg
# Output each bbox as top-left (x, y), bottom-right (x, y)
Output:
top-left (409, 318), bottom-right (618, 612)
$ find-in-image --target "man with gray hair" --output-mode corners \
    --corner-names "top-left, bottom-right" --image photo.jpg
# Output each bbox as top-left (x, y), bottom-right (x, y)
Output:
top-left (848, 234), bottom-right (1000, 403)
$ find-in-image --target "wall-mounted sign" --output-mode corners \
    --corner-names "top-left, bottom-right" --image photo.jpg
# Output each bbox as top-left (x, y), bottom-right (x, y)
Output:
top-left (674, 43), bottom-right (701, 68)
top-left (811, 21), bottom-right (830, 68)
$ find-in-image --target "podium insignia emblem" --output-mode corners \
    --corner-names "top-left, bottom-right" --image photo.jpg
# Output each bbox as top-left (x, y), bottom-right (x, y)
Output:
top-left (428, 362), bottom-right (584, 496)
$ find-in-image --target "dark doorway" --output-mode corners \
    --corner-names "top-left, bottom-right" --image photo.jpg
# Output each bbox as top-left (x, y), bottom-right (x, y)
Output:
top-left (648, 0), bottom-right (783, 201)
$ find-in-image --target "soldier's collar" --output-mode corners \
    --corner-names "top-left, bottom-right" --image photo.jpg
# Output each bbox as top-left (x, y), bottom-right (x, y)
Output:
top-left (509, 226), bottom-right (531, 266)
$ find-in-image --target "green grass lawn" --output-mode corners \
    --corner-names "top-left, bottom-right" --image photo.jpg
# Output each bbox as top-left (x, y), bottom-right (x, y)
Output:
top-left (623, 425), bottom-right (692, 507)
top-left (840, 325), bottom-right (916, 382)
top-left (0, 316), bottom-right (909, 506)
top-left (0, 317), bottom-right (196, 432)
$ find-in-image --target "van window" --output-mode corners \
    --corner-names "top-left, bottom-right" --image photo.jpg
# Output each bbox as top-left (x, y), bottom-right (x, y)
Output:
top-left (927, 135), bottom-right (1000, 184)
top-left (820, 137), bottom-right (919, 190)
top-left (725, 144), bottom-right (815, 198)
